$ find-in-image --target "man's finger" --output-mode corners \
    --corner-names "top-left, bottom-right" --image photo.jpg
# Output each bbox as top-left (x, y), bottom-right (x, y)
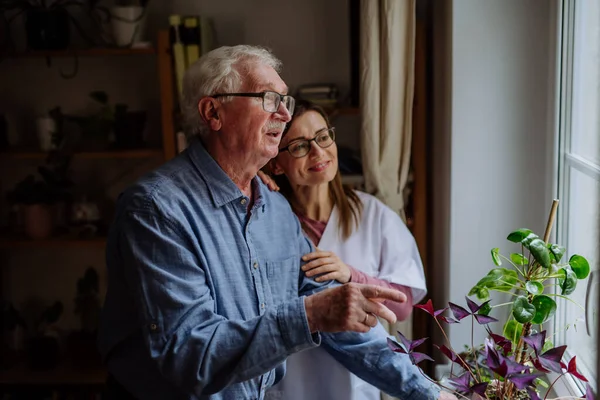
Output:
top-left (359, 284), bottom-right (407, 303)
top-left (364, 300), bottom-right (396, 325)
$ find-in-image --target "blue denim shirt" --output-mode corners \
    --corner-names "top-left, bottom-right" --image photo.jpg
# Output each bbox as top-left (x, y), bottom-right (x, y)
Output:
top-left (98, 139), bottom-right (440, 400)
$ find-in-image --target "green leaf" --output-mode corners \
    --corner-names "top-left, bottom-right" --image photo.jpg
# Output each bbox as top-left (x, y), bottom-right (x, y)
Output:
top-left (468, 286), bottom-right (490, 301)
top-left (569, 254), bottom-right (590, 279)
top-left (479, 301), bottom-right (492, 316)
top-left (531, 295), bottom-right (557, 324)
top-left (525, 281), bottom-right (544, 295)
top-left (542, 339), bottom-right (554, 353)
top-left (521, 233), bottom-right (540, 247)
top-left (470, 268), bottom-right (519, 293)
top-left (535, 378), bottom-right (549, 389)
top-left (547, 244), bottom-right (566, 263)
top-left (507, 228), bottom-right (533, 243)
top-left (503, 320), bottom-right (523, 344)
top-left (527, 238), bottom-right (551, 269)
top-left (510, 253), bottom-right (528, 266)
top-left (512, 296), bottom-right (536, 323)
top-left (491, 248), bottom-right (502, 266)
top-left (558, 267), bottom-right (578, 295)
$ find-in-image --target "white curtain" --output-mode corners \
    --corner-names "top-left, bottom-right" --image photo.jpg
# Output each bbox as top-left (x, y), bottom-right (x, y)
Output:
top-left (359, 2), bottom-right (416, 399)
top-left (360, 0), bottom-right (415, 222)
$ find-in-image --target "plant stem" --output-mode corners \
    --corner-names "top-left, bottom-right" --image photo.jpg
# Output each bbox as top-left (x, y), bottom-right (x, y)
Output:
top-left (434, 317), bottom-right (479, 382)
top-left (545, 293), bottom-right (586, 311)
top-left (544, 373), bottom-right (566, 400)
top-left (471, 315), bottom-right (483, 382)
top-left (499, 254), bottom-right (526, 277)
top-left (415, 367), bottom-right (483, 400)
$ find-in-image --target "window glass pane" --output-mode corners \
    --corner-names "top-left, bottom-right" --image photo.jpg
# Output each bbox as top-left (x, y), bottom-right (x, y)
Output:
top-left (570, 1), bottom-right (600, 165)
top-left (559, 167), bottom-right (600, 383)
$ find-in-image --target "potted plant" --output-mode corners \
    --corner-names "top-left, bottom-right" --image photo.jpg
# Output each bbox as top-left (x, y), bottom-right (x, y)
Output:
top-left (6, 151), bottom-right (72, 238)
top-left (389, 200), bottom-right (596, 400)
top-left (0, 0), bottom-right (112, 52)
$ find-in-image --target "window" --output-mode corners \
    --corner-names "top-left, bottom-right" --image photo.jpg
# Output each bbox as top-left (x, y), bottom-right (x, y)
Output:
top-left (555, 0), bottom-right (599, 394)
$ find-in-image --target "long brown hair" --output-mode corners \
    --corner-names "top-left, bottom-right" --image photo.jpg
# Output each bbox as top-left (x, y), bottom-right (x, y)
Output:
top-left (270, 100), bottom-right (363, 240)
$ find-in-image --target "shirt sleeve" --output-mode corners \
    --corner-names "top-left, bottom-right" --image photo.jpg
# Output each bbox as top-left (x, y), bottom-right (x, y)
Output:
top-left (320, 325), bottom-right (441, 400)
top-left (348, 266), bottom-right (414, 321)
top-left (118, 210), bottom-right (319, 397)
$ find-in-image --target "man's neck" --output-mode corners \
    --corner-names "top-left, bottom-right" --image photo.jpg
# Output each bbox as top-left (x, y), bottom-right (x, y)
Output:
top-left (203, 138), bottom-right (255, 197)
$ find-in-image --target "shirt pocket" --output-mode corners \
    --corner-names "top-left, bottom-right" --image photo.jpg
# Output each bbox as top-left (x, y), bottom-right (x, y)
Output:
top-left (266, 256), bottom-right (299, 305)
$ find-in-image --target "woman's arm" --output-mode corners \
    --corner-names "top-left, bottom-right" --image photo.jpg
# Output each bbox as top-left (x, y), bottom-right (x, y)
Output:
top-left (348, 266), bottom-right (414, 321)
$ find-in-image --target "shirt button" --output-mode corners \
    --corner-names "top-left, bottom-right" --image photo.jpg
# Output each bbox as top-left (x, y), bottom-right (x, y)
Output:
top-left (253, 262), bottom-right (259, 269)
top-left (150, 323), bottom-right (157, 331)
top-left (261, 303), bottom-right (265, 309)
top-left (240, 198), bottom-right (247, 205)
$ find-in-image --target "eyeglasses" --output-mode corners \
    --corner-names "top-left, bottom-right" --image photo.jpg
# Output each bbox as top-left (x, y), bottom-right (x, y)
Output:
top-left (211, 91), bottom-right (295, 115)
top-left (279, 128), bottom-right (336, 158)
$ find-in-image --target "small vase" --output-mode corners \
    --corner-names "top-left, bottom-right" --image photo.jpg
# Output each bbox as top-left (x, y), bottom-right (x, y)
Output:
top-left (110, 6), bottom-right (147, 47)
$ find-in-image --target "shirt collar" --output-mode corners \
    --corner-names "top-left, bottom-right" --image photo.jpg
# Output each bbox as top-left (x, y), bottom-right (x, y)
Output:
top-left (188, 138), bottom-right (269, 209)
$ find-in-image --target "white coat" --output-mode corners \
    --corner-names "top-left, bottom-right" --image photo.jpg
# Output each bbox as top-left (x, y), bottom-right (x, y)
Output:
top-left (266, 191), bottom-right (428, 400)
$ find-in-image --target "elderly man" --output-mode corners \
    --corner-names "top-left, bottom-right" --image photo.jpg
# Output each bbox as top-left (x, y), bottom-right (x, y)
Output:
top-left (98, 45), bottom-right (456, 400)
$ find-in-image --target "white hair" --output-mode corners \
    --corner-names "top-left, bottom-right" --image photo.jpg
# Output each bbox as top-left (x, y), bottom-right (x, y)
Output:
top-left (181, 45), bottom-right (283, 138)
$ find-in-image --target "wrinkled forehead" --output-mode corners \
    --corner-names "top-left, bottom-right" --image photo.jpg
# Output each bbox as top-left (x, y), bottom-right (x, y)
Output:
top-left (242, 62), bottom-right (289, 94)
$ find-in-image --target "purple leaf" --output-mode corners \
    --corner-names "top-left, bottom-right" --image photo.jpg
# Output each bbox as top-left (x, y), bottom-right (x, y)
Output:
top-left (435, 344), bottom-right (469, 369)
top-left (449, 372), bottom-right (471, 393)
top-left (466, 297), bottom-right (485, 313)
top-left (387, 337), bottom-right (408, 354)
top-left (528, 388), bottom-right (542, 400)
top-left (474, 314), bottom-right (499, 325)
top-left (491, 360), bottom-right (509, 377)
top-left (409, 337), bottom-right (429, 351)
top-left (585, 383), bottom-right (596, 400)
top-left (485, 341), bottom-right (502, 370)
top-left (500, 354), bottom-right (531, 375)
top-left (414, 299), bottom-right (447, 317)
top-left (567, 356), bottom-right (588, 382)
top-left (449, 302), bottom-right (471, 320)
top-left (486, 328), bottom-right (512, 354)
top-left (396, 331), bottom-right (413, 354)
top-left (539, 345), bottom-right (567, 373)
top-left (522, 331), bottom-right (546, 356)
top-left (471, 382), bottom-right (489, 397)
top-left (532, 357), bottom-right (550, 373)
top-left (439, 316), bottom-right (459, 324)
top-left (410, 351), bottom-right (434, 365)
top-left (508, 373), bottom-right (541, 390)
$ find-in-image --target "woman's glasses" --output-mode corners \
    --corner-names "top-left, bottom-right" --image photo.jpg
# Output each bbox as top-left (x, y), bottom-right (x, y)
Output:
top-left (279, 127), bottom-right (336, 158)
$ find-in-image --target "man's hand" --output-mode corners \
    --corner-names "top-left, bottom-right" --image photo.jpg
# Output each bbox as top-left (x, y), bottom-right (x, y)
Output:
top-left (302, 249), bottom-right (352, 283)
top-left (438, 391), bottom-right (459, 400)
top-left (304, 283), bottom-right (407, 333)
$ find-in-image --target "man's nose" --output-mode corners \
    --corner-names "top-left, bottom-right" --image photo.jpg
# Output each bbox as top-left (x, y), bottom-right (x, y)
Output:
top-left (274, 101), bottom-right (292, 123)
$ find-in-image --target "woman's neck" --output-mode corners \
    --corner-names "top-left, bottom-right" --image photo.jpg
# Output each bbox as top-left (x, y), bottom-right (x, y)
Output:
top-left (291, 183), bottom-right (333, 222)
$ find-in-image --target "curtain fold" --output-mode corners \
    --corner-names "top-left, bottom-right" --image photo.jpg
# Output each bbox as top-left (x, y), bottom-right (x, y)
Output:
top-left (359, 3), bottom-right (416, 399)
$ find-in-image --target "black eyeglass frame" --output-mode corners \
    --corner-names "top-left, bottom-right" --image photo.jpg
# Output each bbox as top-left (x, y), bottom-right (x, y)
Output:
top-left (278, 127), bottom-right (336, 158)
top-left (211, 91), bottom-right (295, 115)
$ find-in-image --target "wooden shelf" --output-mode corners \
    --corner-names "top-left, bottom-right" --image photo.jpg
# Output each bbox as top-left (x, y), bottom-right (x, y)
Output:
top-left (1, 148), bottom-right (163, 160)
top-left (0, 233), bottom-right (106, 249)
top-left (0, 362), bottom-right (106, 386)
top-left (2, 47), bottom-right (155, 58)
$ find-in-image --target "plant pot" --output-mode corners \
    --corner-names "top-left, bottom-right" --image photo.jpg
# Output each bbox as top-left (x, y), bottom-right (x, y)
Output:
top-left (36, 117), bottom-right (57, 151)
top-left (110, 6), bottom-right (147, 47)
top-left (114, 110), bottom-right (146, 149)
top-left (22, 204), bottom-right (54, 239)
top-left (25, 8), bottom-right (70, 50)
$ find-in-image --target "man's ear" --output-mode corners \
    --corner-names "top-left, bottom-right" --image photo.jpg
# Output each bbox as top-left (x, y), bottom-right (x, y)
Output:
top-left (198, 97), bottom-right (222, 131)
top-left (269, 159), bottom-right (285, 175)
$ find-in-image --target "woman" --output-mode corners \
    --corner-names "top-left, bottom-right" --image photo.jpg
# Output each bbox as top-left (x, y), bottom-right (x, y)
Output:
top-left (262, 100), bottom-right (428, 400)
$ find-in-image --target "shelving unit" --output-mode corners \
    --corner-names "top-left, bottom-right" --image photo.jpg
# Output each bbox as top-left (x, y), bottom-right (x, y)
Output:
top-left (0, 30), bottom-right (178, 392)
